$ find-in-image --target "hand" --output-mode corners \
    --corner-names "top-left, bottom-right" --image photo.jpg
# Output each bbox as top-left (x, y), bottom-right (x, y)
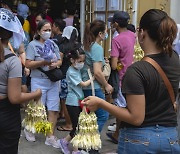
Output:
top-left (91, 76), bottom-right (95, 80)
top-left (104, 57), bottom-right (109, 63)
top-left (43, 60), bottom-right (52, 66)
top-left (105, 84), bottom-right (113, 94)
top-left (81, 96), bottom-right (103, 111)
top-left (48, 62), bottom-right (57, 70)
top-left (34, 89), bottom-right (42, 101)
top-left (24, 67), bottom-right (30, 76)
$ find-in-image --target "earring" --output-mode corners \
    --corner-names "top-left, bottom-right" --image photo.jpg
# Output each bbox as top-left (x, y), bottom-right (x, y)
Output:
top-left (139, 39), bottom-right (144, 44)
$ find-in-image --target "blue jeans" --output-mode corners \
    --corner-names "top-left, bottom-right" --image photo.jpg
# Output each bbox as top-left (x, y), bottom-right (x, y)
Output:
top-left (83, 88), bottom-right (109, 132)
top-left (118, 125), bottom-right (180, 154)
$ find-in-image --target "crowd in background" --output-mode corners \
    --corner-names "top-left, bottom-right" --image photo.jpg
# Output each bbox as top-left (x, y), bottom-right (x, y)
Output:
top-left (0, 0), bottom-right (180, 154)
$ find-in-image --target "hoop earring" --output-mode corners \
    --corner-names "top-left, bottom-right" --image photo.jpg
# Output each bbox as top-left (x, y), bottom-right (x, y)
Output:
top-left (139, 40), bottom-right (144, 44)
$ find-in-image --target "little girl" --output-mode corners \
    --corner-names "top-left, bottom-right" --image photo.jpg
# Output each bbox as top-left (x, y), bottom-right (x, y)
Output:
top-left (59, 48), bottom-right (91, 154)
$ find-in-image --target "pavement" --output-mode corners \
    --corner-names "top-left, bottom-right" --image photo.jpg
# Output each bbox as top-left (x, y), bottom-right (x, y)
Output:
top-left (18, 111), bottom-right (118, 154)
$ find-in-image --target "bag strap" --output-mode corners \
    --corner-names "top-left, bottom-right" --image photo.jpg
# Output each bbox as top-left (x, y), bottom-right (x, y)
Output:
top-left (8, 42), bottom-right (15, 54)
top-left (142, 57), bottom-right (176, 106)
top-left (87, 68), bottom-right (95, 96)
top-left (37, 67), bottom-right (46, 73)
top-left (5, 53), bottom-right (16, 60)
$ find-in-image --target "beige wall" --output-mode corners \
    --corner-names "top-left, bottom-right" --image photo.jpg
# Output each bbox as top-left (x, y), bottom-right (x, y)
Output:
top-left (137, 0), bottom-right (170, 24)
top-left (170, 0), bottom-right (180, 24)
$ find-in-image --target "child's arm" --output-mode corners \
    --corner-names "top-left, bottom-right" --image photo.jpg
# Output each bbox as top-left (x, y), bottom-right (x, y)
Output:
top-left (79, 77), bottom-right (94, 87)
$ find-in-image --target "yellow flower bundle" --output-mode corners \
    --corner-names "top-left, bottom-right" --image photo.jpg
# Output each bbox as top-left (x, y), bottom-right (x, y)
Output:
top-left (22, 100), bottom-right (52, 135)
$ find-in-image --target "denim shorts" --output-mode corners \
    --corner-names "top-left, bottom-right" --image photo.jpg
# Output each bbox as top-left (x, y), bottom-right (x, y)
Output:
top-left (118, 125), bottom-right (180, 154)
top-left (31, 78), bottom-right (60, 111)
top-left (83, 88), bottom-right (109, 132)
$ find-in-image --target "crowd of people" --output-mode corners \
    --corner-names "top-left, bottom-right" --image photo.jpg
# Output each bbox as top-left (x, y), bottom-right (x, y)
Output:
top-left (0, 0), bottom-right (180, 154)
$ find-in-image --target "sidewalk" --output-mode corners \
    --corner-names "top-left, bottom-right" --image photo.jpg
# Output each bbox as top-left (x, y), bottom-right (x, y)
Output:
top-left (18, 113), bottom-right (118, 154)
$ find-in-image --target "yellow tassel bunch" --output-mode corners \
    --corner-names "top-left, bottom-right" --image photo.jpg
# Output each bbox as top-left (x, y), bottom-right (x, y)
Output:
top-left (71, 107), bottom-right (101, 151)
top-left (22, 100), bottom-right (52, 135)
top-left (134, 44), bottom-right (144, 62)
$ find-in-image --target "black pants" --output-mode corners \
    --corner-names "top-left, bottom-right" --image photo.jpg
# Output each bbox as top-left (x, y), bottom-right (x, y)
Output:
top-left (66, 105), bottom-right (81, 138)
top-left (0, 98), bottom-right (21, 154)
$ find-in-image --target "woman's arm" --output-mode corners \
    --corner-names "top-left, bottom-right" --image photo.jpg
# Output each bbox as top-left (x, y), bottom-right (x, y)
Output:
top-left (93, 62), bottom-right (108, 86)
top-left (25, 59), bottom-right (51, 69)
top-left (8, 77), bottom-right (41, 104)
top-left (111, 57), bottom-right (118, 70)
top-left (49, 59), bottom-right (62, 70)
top-left (93, 62), bottom-right (113, 93)
top-left (82, 94), bottom-right (145, 126)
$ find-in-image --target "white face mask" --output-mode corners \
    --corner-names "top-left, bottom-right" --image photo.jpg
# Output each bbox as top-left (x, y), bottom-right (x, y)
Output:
top-left (74, 62), bottom-right (84, 70)
top-left (41, 31), bottom-right (51, 40)
top-left (104, 33), bottom-right (108, 40)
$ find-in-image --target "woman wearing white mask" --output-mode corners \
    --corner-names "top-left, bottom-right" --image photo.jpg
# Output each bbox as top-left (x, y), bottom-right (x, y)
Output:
top-left (82, 20), bottom-right (113, 133)
top-left (25, 20), bottom-right (62, 148)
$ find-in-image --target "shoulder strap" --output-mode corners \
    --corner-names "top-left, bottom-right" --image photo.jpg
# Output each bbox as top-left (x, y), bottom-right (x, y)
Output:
top-left (87, 68), bottom-right (95, 96)
top-left (142, 56), bottom-right (176, 106)
top-left (37, 67), bottom-right (46, 73)
top-left (5, 53), bottom-right (16, 60)
top-left (8, 42), bottom-right (15, 54)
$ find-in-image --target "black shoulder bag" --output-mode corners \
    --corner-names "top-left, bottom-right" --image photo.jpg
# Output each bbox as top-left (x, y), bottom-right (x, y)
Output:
top-left (38, 67), bottom-right (63, 82)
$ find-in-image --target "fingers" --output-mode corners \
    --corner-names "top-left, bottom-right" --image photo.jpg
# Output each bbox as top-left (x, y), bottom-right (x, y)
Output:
top-left (81, 97), bottom-right (90, 106)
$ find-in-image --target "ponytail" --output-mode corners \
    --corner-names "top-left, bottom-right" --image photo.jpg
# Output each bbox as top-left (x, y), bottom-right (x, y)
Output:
top-left (139, 9), bottom-right (177, 57)
top-left (83, 23), bottom-right (95, 51)
top-left (83, 20), bottom-right (106, 51)
top-left (157, 17), bottom-right (177, 56)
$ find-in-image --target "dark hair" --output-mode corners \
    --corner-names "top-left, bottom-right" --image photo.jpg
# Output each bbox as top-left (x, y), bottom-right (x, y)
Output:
top-left (67, 47), bottom-right (85, 61)
top-left (34, 19), bottom-right (51, 40)
top-left (117, 20), bottom-right (128, 28)
top-left (0, 0), bottom-right (13, 9)
top-left (127, 24), bottom-right (135, 33)
top-left (54, 19), bottom-right (66, 32)
top-left (0, 27), bottom-right (13, 62)
top-left (139, 9), bottom-right (177, 56)
top-left (35, 11), bottom-right (46, 20)
top-left (17, 15), bottom-right (24, 26)
top-left (38, 1), bottom-right (49, 14)
top-left (83, 20), bottom-right (106, 51)
top-left (66, 3), bottom-right (76, 15)
top-left (60, 28), bottom-right (80, 52)
top-left (0, 27), bottom-right (13, 40)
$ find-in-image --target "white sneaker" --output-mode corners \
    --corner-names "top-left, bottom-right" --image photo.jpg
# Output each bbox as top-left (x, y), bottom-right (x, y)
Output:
top-left (107, 123), bottom-right (116, 131)
top-left (81, 150), bottom-right (89, 154)
top-left (45, 136), bottom-right (60, 148)
top-left (24, 129), bottom-right (36, 142)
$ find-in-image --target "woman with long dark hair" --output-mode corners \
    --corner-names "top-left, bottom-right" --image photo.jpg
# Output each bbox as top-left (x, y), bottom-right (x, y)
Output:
top-left (82, 9), bottom-right (180, 153)
top-left (82, 20), bottom-right (113, 133)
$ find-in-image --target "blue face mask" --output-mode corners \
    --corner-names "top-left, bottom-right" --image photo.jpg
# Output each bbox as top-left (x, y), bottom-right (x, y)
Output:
top-left (104, 33), bottom-right (108, 40)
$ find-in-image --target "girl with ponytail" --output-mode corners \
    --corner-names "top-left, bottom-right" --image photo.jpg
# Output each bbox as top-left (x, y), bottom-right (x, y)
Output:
top-left (82, 9), bottom-right (180, 153)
